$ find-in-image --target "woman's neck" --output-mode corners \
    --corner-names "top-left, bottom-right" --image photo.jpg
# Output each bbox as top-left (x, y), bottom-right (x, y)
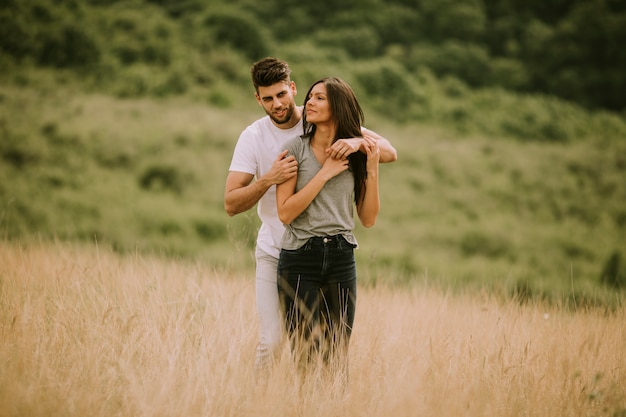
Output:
top-left (311, 124), bottom-right (336, 149)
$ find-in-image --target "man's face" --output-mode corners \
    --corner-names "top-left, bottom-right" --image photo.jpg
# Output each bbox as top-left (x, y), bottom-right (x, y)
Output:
top-left (255, 81), bottom-right (298, 126)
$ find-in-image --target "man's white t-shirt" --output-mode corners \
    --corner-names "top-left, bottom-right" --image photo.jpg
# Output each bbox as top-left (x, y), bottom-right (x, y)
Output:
top-left (228, 114), bottom-right (304, 258)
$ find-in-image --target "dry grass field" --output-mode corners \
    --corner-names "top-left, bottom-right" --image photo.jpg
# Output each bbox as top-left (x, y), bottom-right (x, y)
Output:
top-left (1, 240), bottom-right (625, 417)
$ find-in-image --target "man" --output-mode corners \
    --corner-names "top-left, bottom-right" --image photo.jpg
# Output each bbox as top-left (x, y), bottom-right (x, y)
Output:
top-left (224, 57), bottom-right (397, 373)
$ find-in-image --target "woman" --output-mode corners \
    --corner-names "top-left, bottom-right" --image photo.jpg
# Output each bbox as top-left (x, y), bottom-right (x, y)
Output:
top-left (276, 77), bottom-right (380, 375)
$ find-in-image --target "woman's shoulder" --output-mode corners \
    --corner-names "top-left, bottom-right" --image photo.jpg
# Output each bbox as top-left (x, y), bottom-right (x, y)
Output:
top-left (289, 133), bottom-right (310, 142)
top-left (284, 134), bottom-right (310, 150)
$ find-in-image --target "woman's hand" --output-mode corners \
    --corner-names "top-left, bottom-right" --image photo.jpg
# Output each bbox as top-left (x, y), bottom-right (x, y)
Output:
top-left (357, 136), bottom-right (380, 228)
top-left (363, 136), bottom-right (380, 176)
top-left (320, 155), bottom-right (350, 181)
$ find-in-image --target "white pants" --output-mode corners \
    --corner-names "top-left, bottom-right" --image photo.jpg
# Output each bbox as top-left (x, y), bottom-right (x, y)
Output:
top-left (254, 247), bottom-right (284, 371)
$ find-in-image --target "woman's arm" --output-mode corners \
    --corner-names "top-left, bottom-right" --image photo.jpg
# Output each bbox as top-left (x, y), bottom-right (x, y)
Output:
top-left (356, 137), bottom-right (380, 228)
top-left (276, 156), bottom-right (350, 225)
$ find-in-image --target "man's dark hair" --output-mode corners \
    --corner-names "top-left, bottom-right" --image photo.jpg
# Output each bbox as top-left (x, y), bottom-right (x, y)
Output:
top-left (250, 57), bottom-right (292, 92)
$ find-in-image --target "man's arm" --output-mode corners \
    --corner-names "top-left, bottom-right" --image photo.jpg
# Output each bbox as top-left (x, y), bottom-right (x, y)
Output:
top-left (326, 127), bottom-right (398, 163)
top-left (224, 171), bottom-right (267, 216)
top-left (224, 150), bottom-right (298, 216)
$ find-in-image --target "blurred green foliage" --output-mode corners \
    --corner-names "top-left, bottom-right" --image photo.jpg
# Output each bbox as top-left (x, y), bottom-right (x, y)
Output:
top-left (2, 0), bottom-right (626, 112)
top-left (1, 84), bottom-right (625, 306)
top-left (1, 0), bottom-right (625, 306)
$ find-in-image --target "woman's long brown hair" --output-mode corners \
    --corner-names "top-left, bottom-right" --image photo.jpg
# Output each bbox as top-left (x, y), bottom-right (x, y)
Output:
top-left (302, 77), bottom-right (368, 204)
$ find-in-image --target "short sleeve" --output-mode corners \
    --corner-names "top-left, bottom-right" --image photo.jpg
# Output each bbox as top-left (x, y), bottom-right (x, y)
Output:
top-left (283, 136), bottom-right (305, 161)
top-left (228, 126), bottom-right (258, 175)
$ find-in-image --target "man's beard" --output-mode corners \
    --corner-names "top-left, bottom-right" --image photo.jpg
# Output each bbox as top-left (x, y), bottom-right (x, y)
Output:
top-left (268, 103), bottom-right (294, 125)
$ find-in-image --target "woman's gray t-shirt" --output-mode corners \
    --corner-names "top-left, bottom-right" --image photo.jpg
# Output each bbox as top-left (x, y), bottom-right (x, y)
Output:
top-left (280, 135), bottom-right (358, 250)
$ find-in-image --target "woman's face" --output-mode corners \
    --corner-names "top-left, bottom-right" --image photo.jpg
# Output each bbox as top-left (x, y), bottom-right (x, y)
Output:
top-left (305, 83), bottom-right (332, 125)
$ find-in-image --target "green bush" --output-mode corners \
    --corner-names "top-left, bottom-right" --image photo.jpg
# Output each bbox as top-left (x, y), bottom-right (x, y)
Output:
top-left (144, 0), bottom-right (206, 17)
top-left (490, 57), bottom-right (530, 90)
top-left (465, 90), bottom-right (591, 142)
top-left (201, 8), bottom-right (272, 61)
top-left (138, 164), bottom-right (184, 194)
top-left (600, 251), bottom-right (625, 289)
top-left (354, 60), bottom-right (421, 121)
top-left (314, 27), bottom-right (381, 58)
top-left (193, 218), bottom-right (227, 242)
top-left (421, 0), bottom-right (487, 43)
top-left (104, 5), bottom-right (175, 67)
top-left (407, 41), bottom-right (491, 88)
top-left (36, 22), bottom-right (101, 68)
top-left (0, 8), bottom-right (37, 60)
top-left (154, 71), bottom-right (188, 96)
top-left (114, 65), bottom-right (152, 97)
top-left (460, 230), bottom-right (512, 259)
top-left (0, 127), bottom-right (44, 168)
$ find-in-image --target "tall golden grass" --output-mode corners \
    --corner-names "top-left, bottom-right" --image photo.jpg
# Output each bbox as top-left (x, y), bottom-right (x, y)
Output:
top-left (1, 240), bottom-right (624, 417)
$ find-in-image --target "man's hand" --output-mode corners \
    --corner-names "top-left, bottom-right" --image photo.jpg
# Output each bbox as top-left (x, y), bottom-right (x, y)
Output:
top-left (265, 149), bottom-right (298, 185)
top-left (224, 150), bottom-right (297, 217)
top-left (326, 138), bottom-right (364, 160)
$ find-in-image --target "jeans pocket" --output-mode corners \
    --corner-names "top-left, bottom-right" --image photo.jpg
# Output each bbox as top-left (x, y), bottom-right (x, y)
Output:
top-left (337, 235), bottom-right (356, 253)
top-left (280, 242), bottom-right (309, 257)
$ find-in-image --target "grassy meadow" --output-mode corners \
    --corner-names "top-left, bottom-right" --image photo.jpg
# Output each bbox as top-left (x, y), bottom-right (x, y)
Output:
top-left (1, 240), bottom-right (625, 417)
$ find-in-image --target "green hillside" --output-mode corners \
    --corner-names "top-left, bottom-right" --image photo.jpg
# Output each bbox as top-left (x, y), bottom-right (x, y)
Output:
top-left (1, 0), bottom-right (625, 305)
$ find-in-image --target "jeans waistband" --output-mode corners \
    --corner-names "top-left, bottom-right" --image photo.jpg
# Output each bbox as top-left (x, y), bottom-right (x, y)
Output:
top-left (306, 235), bottom-right (350, 249)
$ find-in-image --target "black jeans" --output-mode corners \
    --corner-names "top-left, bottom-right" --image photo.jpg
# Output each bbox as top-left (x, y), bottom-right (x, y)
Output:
top-left (277, 235), bottom-right (357, 370)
